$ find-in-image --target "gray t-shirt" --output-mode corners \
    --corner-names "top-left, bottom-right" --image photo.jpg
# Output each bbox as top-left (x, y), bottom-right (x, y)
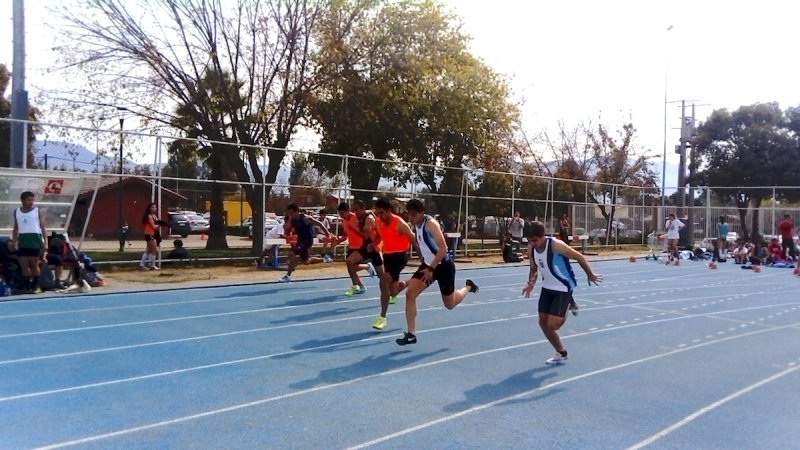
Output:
top-left (509, 217), bottom-right (524, 238)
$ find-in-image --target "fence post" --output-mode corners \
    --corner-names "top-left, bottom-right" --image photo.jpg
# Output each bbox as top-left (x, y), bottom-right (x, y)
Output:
top-left (771, 186), bottom-right (776, 237)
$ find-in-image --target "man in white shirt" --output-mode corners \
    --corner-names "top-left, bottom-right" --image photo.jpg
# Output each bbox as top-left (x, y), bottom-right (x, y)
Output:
top-left (256, 220), bottom-right (285, 268)
top-left (508, 211), bottom-right (525, 253)
top-left (315, 211), bottom-right (335, 262)
top-left (665, 213), bottom-right (685, 265)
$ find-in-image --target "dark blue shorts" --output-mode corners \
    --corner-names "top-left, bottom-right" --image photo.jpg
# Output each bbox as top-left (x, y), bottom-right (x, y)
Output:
top-left (292, 239), bottom-right (313, 261)
top-left (538, 288), bottom-right (573, 317)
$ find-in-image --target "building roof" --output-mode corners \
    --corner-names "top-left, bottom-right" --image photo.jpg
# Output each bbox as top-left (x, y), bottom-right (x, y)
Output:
top-left (79, 176), bottom-right (187, 200)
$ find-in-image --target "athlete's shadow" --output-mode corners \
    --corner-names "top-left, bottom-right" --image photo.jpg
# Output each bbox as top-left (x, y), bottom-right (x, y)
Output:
top-left (270, 305), bottom-right (376, 324)
top-left (443, 367), bottom-right (559, 413)
top-left (272, 331), bottom-right (387, 360)
top-left (275, 295), bottom-right (350, 307)
top-left (214, 285), bottom-right (305, 299)
top-left (290, 349), bottom-right (448, 390)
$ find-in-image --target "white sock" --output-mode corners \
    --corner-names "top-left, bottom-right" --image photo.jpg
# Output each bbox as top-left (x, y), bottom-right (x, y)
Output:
top-left (149, 254), bottom-right (157, 267)
top-left (140, 253), bottom-right (148, 267)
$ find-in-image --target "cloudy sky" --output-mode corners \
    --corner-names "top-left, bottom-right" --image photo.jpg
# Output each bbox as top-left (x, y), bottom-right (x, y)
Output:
top-left (4, 0), bottom-right (800, 180)
top-left (445, 0), bottom-right (800, 162)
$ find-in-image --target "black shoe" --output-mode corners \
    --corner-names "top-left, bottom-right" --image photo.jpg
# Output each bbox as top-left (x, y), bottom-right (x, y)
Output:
top-left (396, 332), bottom-right (417, 346)
top-left (466, 279), bottom-right (479, 293)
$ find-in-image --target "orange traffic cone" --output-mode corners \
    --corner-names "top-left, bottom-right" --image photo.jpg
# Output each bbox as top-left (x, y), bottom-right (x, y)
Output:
top-left (709, 261), bottom-right (718, 269)
top-left (752, 265), bottom-right (761, 273)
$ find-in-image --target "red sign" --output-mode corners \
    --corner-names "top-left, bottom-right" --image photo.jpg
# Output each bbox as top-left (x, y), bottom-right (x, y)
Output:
top-left (45, 179), bottom-right (65, 194)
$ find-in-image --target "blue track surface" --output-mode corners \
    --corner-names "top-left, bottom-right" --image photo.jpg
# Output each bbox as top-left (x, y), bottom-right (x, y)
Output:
top-left (1, 260), bottom-right (799, 449)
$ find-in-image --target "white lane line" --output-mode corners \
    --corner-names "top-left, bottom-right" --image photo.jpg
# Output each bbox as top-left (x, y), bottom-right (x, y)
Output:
top-left (343, 325), bottom-right (796, 450)
top-left (6, 301), bottom-right (798, 403)
top-left (32, 323), bottom-right (797, 450)
top-left (0, 285), bottom-right (352, 320)
top-left (0, 263), bottom-right (747, 319)
top-left (4, 285), bottom-right (798, 365)
top-left (626, 364), bottom-right (800, 450)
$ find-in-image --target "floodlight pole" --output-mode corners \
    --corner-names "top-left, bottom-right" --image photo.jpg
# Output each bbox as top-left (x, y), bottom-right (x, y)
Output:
top-left (117, 112), bottom-right (126, 251)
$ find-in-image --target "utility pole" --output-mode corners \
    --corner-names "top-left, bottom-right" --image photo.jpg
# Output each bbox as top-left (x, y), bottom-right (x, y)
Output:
top-left (676, 101), bottom-right (697, 247)
top-left (10, 0), bottom-right (28, 168)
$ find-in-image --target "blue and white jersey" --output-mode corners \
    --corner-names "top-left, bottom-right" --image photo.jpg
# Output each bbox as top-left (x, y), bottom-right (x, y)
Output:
top-left (532, 237), bottom-right (577, 292)
top-left (414, 214), bottom-right (450, 266)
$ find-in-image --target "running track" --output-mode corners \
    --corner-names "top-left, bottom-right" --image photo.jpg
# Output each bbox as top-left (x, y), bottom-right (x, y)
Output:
top-left (1, 259), bottom-right (798, 449)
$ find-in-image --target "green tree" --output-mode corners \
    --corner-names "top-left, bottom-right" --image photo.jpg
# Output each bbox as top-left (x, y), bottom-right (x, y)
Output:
top-left (309, 0), bottom-right (518, 213)
top-left (55, 0), bottom-right (320, 252)
top-left (0, 63), bottom-right (40, 168)
top-left (589, 122), bottom-right (657, 245)
top-left (693, 103), bottom-right (795, 237)
top-left (531, 122), bottom-right (595, 218)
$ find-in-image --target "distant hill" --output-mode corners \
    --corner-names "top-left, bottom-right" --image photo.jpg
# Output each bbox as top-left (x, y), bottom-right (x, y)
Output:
top-left (32, 140), bottom-right (118, 172)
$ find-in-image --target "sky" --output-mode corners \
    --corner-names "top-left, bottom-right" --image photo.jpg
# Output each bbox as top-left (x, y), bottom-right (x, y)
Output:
top-left (3, 0), bottom-right (800, 184)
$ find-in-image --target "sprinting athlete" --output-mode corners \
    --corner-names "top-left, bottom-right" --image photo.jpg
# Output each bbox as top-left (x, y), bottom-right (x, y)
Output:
top-left (372, 197), bottom-right (417, 331)
top-left (395, 199), bottom-right (478, 345)
top-left (521, 221), bottom-right (602, 364)
top-left (280, 203), bottom-right (331, 283)
top-left (337, 201), bottom-right (380, 295)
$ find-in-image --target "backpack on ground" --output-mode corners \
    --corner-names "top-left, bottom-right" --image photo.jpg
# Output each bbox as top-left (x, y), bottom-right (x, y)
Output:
top-left (39, 260), bottom-right (57, 290)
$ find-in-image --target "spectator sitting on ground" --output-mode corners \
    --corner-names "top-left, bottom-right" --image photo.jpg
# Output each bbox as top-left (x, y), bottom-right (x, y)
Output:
top-left (46, 233), bottom-right (68, 290)
top-left (502, 233), bottom-right (525, 263)
top-left (749, 241), bottom-right (766, 265)
top-left (1, 237), bottom-right (18, 286)
top-left (766, 238), bottom-right (784, 264)
top-left (689, 246), bottom-right (708, 261)
top-left (732, 241), bottom-right (749, 264)
top-left (167, 239), bottom-right (189, 260)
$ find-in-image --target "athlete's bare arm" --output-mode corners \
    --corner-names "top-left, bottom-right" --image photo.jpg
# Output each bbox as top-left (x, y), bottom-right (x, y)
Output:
top-left (522, 250), bottom-right (538, 297)
top-left (551, 239), bottom-right (603, 285)
top-left (397, 218), bottom-right (420, 254)
top-left (306, 216), bottom-right (332, 237)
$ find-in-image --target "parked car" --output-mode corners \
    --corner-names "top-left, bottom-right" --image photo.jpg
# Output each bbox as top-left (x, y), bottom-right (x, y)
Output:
top-left (587, 228), bottom-right (607, 244)
top-left (248, 218), bottom-right (281, 238)
top-left (167, 212), bottom-right (191, 238)
top-left (186, 214), bottom-right (210, 233)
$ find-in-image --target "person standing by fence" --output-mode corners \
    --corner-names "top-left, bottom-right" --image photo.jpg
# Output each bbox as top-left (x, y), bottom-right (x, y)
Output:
top-left (509, 211), bottom-right (525, 253)
top-left (778, 214), bottom-right (796, 262)
top-left (714, 216), bottom-right (729, 262)
top-left (11, 191), bottom-right (48, 293)
top-left (665, 213), bottom-right (684, 265)
top-left (558, 214), bottom-right (571, 244)
top-left (140, 202), bottom-right (164, 270)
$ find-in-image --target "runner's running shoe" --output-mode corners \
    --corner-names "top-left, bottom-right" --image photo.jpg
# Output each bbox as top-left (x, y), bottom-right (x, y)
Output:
top-left (372, 315), bottom-right (387, 330)
top-left (546, 351), bottom-right (568, 365)
top-left (396, 332), bottom-right (417, 346)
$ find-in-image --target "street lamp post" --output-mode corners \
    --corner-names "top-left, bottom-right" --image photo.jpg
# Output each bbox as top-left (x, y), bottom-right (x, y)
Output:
top-left (117, 113), bottom-right (126, 252)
